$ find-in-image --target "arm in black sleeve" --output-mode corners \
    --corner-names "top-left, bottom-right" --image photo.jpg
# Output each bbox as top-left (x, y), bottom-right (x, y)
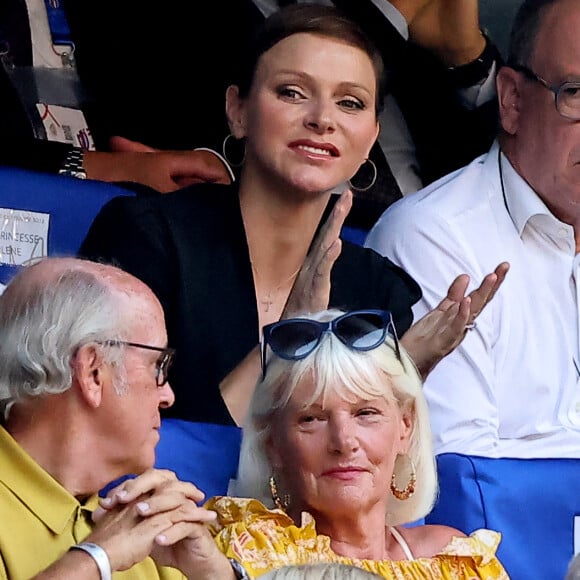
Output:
top-left (0, 139), bottom-right (73, 173)
top-left (393, 41), bottom-right (499, 184)
top-left (331, 242), bottom-right (422, 334)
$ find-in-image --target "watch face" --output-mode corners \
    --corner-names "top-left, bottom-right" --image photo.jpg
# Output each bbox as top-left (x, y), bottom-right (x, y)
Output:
top-left (58, 169), bottom-right (87, 179)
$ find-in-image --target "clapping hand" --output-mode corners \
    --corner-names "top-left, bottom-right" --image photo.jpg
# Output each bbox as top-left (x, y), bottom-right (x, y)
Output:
top-left (283, 189), bottom-right (353, 318)
top-left (401, 262), bottom-right (509, 378)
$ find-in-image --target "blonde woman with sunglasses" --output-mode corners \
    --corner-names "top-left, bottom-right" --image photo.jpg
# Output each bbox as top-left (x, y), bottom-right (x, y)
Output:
top-left (203, 308), bottom-right (509, 578)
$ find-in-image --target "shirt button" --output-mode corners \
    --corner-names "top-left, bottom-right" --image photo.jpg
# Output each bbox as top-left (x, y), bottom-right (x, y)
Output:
top-left (559, 227), bottom-right (568, 237)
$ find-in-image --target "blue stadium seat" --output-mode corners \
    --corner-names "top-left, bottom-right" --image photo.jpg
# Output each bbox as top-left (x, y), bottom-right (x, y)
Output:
top-left (341, 225), bottom-right (368, 246)
top-left (155, 419), bottom-right (242, 499)
top-left (425, 453), bottom-right (580, 580)
top-left (0, 166), bottom-right (135, 285)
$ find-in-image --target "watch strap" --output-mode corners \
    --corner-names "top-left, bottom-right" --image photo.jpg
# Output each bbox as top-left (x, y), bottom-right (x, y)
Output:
top-left (446, 32), bottom-right (502, 88)
top-left (58, 146), bottom-right (87, 179)
top-left (229, 558), bottom-right (250, 579)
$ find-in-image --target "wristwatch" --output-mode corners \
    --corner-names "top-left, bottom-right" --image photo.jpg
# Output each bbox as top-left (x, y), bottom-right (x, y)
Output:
top-left (446, 31), bottom-right (502, 88)
top-left (58, 147), bottom-right (87, 179)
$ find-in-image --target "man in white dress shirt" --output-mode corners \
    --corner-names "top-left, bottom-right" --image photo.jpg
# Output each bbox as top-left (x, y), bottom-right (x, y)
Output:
top-left (366, 0), bottom-right (580, 459)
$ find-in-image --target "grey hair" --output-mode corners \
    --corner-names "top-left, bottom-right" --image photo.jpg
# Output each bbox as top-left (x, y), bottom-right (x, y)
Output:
top-left (234, 308), bottom-right (437, 527)
top-left (260, 563), bottom-right (382, 580)
top-left (507, 0), bottom-right (563, 67)
top-left (0, 266), bottom-right (129, 406)
top-left (566, 553), bottom-right (580, 580)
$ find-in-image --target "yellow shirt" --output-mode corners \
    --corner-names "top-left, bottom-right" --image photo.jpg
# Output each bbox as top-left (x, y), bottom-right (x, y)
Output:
top-left (0, 425), bottom-right (185, 580)
top-left (207, 496), bottom-right (510, 579)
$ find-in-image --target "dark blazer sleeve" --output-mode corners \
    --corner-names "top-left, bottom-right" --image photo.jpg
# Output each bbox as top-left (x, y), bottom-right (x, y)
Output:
top-left (331, 241), bottom-right (421, 335)
top-left (0, 61), bottom-right (74, 172)
top-left (392, 43), bottom-right (499, 184)
top-left (78, 186), bottom-right (252, 426)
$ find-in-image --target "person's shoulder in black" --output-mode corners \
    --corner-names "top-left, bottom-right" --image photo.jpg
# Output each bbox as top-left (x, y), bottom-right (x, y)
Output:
top-left (333, 240), bottom-right (421, 335)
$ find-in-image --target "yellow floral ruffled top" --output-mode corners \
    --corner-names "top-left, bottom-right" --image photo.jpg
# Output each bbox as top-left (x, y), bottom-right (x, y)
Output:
top-left (206, 497), bottom-right (509, 579)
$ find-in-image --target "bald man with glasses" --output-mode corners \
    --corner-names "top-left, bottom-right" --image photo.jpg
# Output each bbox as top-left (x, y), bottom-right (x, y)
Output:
top-left (0, 257), bottom-right (245, 580)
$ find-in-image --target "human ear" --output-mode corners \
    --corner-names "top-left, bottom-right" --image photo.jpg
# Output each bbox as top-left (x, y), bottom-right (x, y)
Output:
top-left (225, 85), bottom-right (247, 139)
top-left (265, 433), bottom-right (284, 471)
top-left (397, 402), bottom-right (414, 454)
top-left (72, 344), bottom-right (108, 409)
top-left (497, 67), bottom-right (522, 136)
top-left (373, 121), bottom-right (380, 147)
top-left (364, 122), bottom-right (381, 160)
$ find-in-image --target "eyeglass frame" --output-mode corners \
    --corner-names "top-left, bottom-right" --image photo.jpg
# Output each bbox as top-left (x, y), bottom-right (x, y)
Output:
top-left (100, 340), bottom-right (175, 386)
top-left (508, 63), bottom-right (580, 120)
top-left (260, 309), bottom-right (402, 378)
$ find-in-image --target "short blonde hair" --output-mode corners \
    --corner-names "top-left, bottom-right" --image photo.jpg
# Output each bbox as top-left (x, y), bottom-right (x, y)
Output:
top-left (235, 309), bottom-right (437, 526)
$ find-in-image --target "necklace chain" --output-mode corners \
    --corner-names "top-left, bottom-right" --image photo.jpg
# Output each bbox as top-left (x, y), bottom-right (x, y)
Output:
top-left (251, 262), bottom-right (301, 312)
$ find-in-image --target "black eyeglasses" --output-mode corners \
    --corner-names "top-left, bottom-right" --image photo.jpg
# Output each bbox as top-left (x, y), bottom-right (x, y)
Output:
top-left (260, 309), bottom-right (400, 377)
top-left (509, 63), bottom-right (580, 120)
top-left (101, 340), bottom-right (175, 386)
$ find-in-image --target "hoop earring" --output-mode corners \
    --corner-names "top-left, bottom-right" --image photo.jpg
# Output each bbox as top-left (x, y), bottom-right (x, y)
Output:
top-left (269, 475), bottom-right (290, 511)
top-left (390, 454), bottom-right (416, 501)
top-left (348, 158), bottom-right (377, 192)
top-left (222, 133), bottom-right (246, 168)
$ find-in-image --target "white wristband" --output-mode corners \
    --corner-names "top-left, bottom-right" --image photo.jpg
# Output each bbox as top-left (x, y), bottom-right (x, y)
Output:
top-left (70, 542), bottom-right (112, 580)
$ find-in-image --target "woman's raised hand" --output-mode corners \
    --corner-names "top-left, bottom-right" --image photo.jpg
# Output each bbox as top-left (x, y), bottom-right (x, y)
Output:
top-left (282, 190), bottom-right (353, 318)
top-left (398, 0), bottom-right (486, 67)
top-left (401, 262), bottom-right (509, 378)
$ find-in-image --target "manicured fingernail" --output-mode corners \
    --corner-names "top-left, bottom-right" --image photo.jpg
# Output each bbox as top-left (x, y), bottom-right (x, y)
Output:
top-left (137, 502), bottom-right (150, 513)
top-left (100, 497), bottom-right (112, 506)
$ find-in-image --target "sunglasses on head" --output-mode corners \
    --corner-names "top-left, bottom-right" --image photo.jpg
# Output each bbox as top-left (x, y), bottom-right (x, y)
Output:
top-left (260, 309), bottom-right (400, 377)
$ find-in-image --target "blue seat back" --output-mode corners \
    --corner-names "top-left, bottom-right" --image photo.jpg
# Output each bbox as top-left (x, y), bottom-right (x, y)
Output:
top-left (425, 453), bottom-right (580, 580)
top-left (155, 419), bottom-right (242, 500)
top-left (0, 166), bottom-right (135, 285)
top-left (341, 225), bottom-right (368, 246)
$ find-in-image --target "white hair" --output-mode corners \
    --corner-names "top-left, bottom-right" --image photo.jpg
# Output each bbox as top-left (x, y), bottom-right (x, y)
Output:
top-left (0, 266), bottom-right (129, 407)
top-left (260, 563), bottom-right (382, 580)
top-left (566, 553), bottom-right (580, 580)
top-left (234, 308), bottom-right (438, 526)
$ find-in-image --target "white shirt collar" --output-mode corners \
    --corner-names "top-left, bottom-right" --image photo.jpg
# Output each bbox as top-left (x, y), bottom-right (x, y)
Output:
top-left (498, 144), bottom-right (568, 238)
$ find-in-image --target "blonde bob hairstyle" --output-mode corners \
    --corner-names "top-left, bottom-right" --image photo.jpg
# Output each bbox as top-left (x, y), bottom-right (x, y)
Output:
top-left (234, 308), bottom-right (438, 527)
top-left (260, 563), bottom-right (382, 580)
